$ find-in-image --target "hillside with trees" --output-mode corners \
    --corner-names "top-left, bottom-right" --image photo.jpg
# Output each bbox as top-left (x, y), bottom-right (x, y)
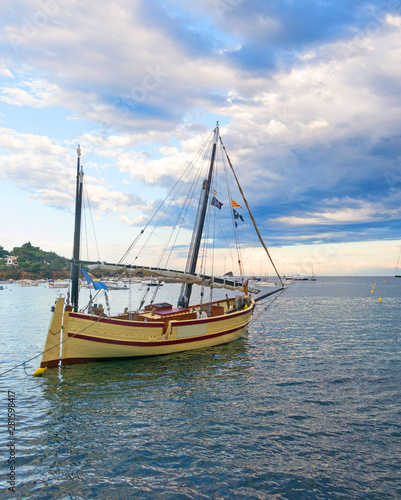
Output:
top-left (0, 242), bottom-right (69, 280)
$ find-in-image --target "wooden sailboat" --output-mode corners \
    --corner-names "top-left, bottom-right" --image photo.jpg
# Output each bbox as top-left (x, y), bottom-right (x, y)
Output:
top-left (40, 124), bottom-right (285, 368)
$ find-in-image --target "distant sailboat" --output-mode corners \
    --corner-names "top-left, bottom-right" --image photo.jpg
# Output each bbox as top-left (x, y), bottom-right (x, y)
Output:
top-left (310, 267), bottom-right (317, 281)
top-left (395, 247), bottom-right (401, 278)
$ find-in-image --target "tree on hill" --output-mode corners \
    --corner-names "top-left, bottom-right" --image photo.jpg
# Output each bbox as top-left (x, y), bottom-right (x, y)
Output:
top-left (6, 242), bottom-right (69, 279)
top-left (12, 242), bottom-right (42, 263)
top-left (0, 245), bottom-right (9, 258)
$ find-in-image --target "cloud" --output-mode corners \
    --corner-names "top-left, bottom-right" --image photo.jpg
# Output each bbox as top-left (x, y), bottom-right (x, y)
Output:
top-left (0, 128), bottom-right (71, 198)
top-left (0, 79), bottom-right (60, 107)
top-left (2, 0), bottom-right (399, 144)
top-left (1, 0), bottom-right (401, 266)
top-left (0, 127), bottom-right (148, 215)
top-left (0, 62), bottom-right (13, 78)
top-left (273, 199), bottom-right (400, 226)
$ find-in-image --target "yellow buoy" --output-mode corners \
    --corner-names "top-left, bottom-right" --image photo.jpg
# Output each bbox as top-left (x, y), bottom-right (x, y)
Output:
top-left (371, 290), bottom-right (373, 293)
top-left (33, 367), bottom-right (47, 377)
top-left (379, 297), bottom-right (382, 302)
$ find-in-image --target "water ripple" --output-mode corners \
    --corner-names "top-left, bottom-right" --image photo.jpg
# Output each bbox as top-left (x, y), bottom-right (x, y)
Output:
top-left (0, 278), bottom-right (400, 498)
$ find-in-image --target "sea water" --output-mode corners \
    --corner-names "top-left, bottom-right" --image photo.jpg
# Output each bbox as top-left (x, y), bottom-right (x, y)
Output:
top-left (0, 277), bottom-right (400, 499)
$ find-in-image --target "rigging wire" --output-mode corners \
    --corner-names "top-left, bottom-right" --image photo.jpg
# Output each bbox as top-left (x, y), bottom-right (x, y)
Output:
top-left (83, 180), bottom-right (101, 262)
top-left (129, 138), bottom-right (212, 270)
top-left (157, 142), bottom-right (211, 270)
top-left (118, 131), bottom-right (214, 266)
top-left (249, 287), bottom-right (286, 332)
top-left (161, 178), bottom-right (199, 269)
top-left (214, 216), bottom-right (240, 276)
top-left (138, 284), bottom-right (151, 310)
top-left (220, 141), bottom-right (244, 279)
top-left (149, 281), bottom-right (163, 306)
top-left (219, 136), bottom-right (284, 287)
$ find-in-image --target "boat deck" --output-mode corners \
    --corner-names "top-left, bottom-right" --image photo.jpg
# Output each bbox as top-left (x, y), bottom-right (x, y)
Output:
top-left (112, 297), bottom-right (234, 327)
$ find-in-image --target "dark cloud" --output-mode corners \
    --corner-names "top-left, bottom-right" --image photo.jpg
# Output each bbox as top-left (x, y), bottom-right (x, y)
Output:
top-left (1, 0), bottom-right (401, 257)
top-left (149, 0), bottom-right (396, 73)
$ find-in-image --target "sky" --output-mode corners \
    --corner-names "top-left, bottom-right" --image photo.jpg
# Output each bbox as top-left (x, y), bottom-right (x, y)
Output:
top-left (1, 0), bottom-right (401, 276)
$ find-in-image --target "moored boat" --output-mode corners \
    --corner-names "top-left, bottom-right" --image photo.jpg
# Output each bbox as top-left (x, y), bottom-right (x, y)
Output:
top-left (19, 279), bottom-right (39, 286)
top-left (106, 282), bottom-right (130, 290)
top-left (284, 274), bottom-right (308, 281)
top-left (40, 124), bottom-right (285, 368)
top-left (49, 280), bottom-right (70, 288)
top-left (249, 279), bottom-right (276, 287)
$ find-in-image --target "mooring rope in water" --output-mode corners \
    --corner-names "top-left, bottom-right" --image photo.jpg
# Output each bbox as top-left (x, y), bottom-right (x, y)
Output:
top-left (0, 313), bottom-right (104, 378)
top-left (249, 288), bottom-right (286, 333)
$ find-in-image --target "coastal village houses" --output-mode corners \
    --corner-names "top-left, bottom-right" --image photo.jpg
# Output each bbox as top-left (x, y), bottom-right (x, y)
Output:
top-left (5, 256), bottom-right (18, 266)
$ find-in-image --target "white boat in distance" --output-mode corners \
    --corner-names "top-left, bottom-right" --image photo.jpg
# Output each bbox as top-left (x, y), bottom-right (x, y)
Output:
top-left (19, 280), bottom-right (39, 287)
top-left (249, 279), bottom-right (276, 287)
top-left (49, 281), bottom-right (69, 288)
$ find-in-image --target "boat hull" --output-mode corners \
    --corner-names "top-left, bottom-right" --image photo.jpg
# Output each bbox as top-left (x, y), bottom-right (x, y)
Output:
top-left (41, 299), bottom-right (254, 367)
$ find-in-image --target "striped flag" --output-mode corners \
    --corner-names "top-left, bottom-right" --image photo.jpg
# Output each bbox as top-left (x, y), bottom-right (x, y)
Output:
top-left (231, 199), bottom-right (242, 209)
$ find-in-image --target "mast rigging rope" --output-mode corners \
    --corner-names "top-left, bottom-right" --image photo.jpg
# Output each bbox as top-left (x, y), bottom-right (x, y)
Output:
top-left (219, 137), bottom-right (284, 288)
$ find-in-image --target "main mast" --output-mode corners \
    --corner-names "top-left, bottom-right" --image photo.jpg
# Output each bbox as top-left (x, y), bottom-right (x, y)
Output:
top-left (70, 145), bottom-right (83, 312)
top-left (178, 122), bottom-right (219, 307)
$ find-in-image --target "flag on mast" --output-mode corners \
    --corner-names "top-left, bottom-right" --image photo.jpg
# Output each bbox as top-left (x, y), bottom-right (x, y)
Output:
top-left (233, 209), bottom-right (244, 222)
top-left (231, 199), bottom-right (243, 209)
top-left (211, 196), bottom-right (223, 209)
top-left (82, 269), bottom-right (108, 290)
